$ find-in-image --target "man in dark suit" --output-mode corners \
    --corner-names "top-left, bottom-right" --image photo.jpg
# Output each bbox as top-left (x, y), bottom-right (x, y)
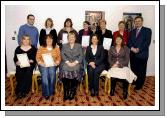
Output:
top-left (128, 16), bottom-right (152, 90)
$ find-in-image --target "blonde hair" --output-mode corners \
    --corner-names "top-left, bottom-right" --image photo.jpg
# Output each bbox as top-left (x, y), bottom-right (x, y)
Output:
top-left (45, 18), bottom-right (54, 28)
top-left (67, 31), bottom-right (76, 40)
top-left (20, 35), bottom-right (31, 46)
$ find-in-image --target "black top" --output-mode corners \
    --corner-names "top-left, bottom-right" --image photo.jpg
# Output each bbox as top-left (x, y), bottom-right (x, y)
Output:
top-left (95, 29), bottom-right (113, 45)
top-left (13, 45), bottom-right (37, 68)
top-left (78, 29), bottom-right (93, 45)
top-left (85, 45), bottom-right (105, 67)
top-left (39, 29), bottom-right (58, 46)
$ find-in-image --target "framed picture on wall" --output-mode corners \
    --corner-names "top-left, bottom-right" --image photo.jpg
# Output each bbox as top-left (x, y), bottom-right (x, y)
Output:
top-left (85, 11), bottom-right (105, 33)
top-left (123, 12), bottom-right (142, 32)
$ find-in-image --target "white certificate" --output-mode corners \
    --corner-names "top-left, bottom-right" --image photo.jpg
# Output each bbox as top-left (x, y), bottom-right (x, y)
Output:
top-left (62, 33), bottom-right (68, 44)
top-left (103, 37), bottom-right (112, 50)
top-left (81, 36), bottom-right (90, 47)
top-left (17, 53), bottom-right (30, 68)
top-left (42, 53), bottom-right (55, 67)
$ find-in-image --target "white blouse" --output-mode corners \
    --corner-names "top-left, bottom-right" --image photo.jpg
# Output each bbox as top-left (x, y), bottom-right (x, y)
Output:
top-left (46, 28), bottom-right (51, 35)
top-left (91, 45), bottom-right (97, 55)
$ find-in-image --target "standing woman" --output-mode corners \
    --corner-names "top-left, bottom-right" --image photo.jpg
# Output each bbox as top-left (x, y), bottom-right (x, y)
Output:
top-left (39, 18), bottom-right (58, 46)
top-left (59, 31), bottom-right (83, 101)
top-left (108, 34), bottom-right (130, 99)
top-left (78, 21), bottom-right (93, 45)
top-left (36, 34), bottom-right (61, 100)
top-left (113, 21), bottom-right (129, 45)
top-left (78, 21), bottom-right (93, 77)
top-left (14, 35), bottom-right (37, 98)
top-left (86, 34), bottom-right (105, 96)
top-left (57, 18), bottom-right (78, 49)
top-left (95, 19), bottom-right (113, 70)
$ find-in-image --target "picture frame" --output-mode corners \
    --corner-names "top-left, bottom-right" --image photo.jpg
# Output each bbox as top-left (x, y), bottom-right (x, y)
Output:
top-left (123, 12), bottom-right (142, 32)
top-left (85, 11), bottom-right (105, 33)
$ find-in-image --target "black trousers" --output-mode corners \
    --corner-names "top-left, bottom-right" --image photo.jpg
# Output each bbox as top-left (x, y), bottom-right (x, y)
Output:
top-left (110, 78), bottom-right (129, 95)
top-left (87, 65), bottom-right (104, 93)
top-left (62, 78), bottom-right (78, 96)
top-left (130, 52), bottom-right (148, 89)
top-left (15, 67), bottom-right (33, 95)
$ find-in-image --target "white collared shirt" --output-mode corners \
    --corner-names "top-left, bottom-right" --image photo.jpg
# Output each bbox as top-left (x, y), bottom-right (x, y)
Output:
top-left (136, 26), bottom-right (142, 32)
top-left (91, 45), bottom-right (97, 55)
top-left (46, 28), bottom-right (51, 35)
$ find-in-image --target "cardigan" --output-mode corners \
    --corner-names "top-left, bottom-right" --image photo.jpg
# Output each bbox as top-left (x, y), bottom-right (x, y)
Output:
top-left (95, 29), bottom-right (113, 45)
top-left (39, 28), bottom-right (58, 46)
top-left (57, 28), bottom-right (79, 48)
top-left (36, 46), bottom-right (61, 64)
top-left (108, 46), bottom-right (130, 68)
top-left (78, 29), bottom-right (93, 45)
top-left (13, 45), bottom-right (37, 68)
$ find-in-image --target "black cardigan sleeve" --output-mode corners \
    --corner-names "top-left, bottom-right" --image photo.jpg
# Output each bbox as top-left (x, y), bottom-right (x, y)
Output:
top-left (29, 46), bottom-right (37, 64)
top-left (78, 29), bottom-right (83, 44)
top-left (13, 46), bottom-right (20, 64)
top-left (39, 29), bottom-right (45, 46)
top-left (51, 29), bottom-right (58, 44)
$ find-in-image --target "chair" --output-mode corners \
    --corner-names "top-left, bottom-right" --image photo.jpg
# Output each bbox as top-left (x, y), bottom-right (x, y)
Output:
top-left (100, 70), bottom-right (111, 95)
top-left (79, 70), bottom-right (89, 94)
top-left (100, 69), bottom-right (133, 96)
top-left (7, 70), bottom-right (40, 96)
top-left (7, 71), bottom-right (16, 96)
top-left (31, 70), bottom-right (40, 94)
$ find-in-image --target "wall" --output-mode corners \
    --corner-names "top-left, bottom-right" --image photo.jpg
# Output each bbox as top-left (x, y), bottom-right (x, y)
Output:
top-left (5, 5), bottom-right (155, 76)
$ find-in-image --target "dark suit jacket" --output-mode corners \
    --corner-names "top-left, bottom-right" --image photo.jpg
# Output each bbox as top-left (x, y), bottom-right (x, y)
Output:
top-left (39, 29), bottom-right (57, 46)
top-left (128, 27), bottom-right (152, 59)
top-left (86, 45), bottom-right (105, 67)
top-left (95, 29), bottom-right (113, 45)
top-left (78, 29), bottom-right (93, 45)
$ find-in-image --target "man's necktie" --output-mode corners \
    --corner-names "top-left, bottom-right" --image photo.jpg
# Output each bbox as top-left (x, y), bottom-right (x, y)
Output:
top-left (136, 28), bottom-right (140, 38)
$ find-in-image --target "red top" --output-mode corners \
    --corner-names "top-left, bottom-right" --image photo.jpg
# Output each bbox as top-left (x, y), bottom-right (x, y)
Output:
top-left (113, 30), bottom-right (129, 45)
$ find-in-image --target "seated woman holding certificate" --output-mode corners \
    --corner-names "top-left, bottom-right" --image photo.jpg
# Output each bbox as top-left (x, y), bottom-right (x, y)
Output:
top-left (108, 34), bottom-right (131, 99)
top-left (95, 19), bottom-right (113, 70)
top-left (59, 31), bottom-right (83, 101)
top-left (57, 18), bottom-right (78, 49)
top-left (86, 34), bottom-right (105, 96)
top-left (36, 34), bottom-right (61, 100)
top-left (13, 35), bottom-right (37, 99)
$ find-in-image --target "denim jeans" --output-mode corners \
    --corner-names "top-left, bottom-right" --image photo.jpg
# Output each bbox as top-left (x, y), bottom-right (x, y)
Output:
top-left (38, 65), bottom-right (56, 97)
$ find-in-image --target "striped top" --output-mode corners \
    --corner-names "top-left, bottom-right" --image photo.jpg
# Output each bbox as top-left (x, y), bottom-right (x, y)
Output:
top-left (36, 46), bottom-right (61, 64)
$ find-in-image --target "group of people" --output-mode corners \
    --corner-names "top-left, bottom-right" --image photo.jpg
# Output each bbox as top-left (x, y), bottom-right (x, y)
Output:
top-left (13, 14), bottom-right (152, 101)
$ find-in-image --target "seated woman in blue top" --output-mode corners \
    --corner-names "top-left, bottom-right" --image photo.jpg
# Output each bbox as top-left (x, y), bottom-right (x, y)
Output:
top-left (86, 34), bottom-right (105, 96)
